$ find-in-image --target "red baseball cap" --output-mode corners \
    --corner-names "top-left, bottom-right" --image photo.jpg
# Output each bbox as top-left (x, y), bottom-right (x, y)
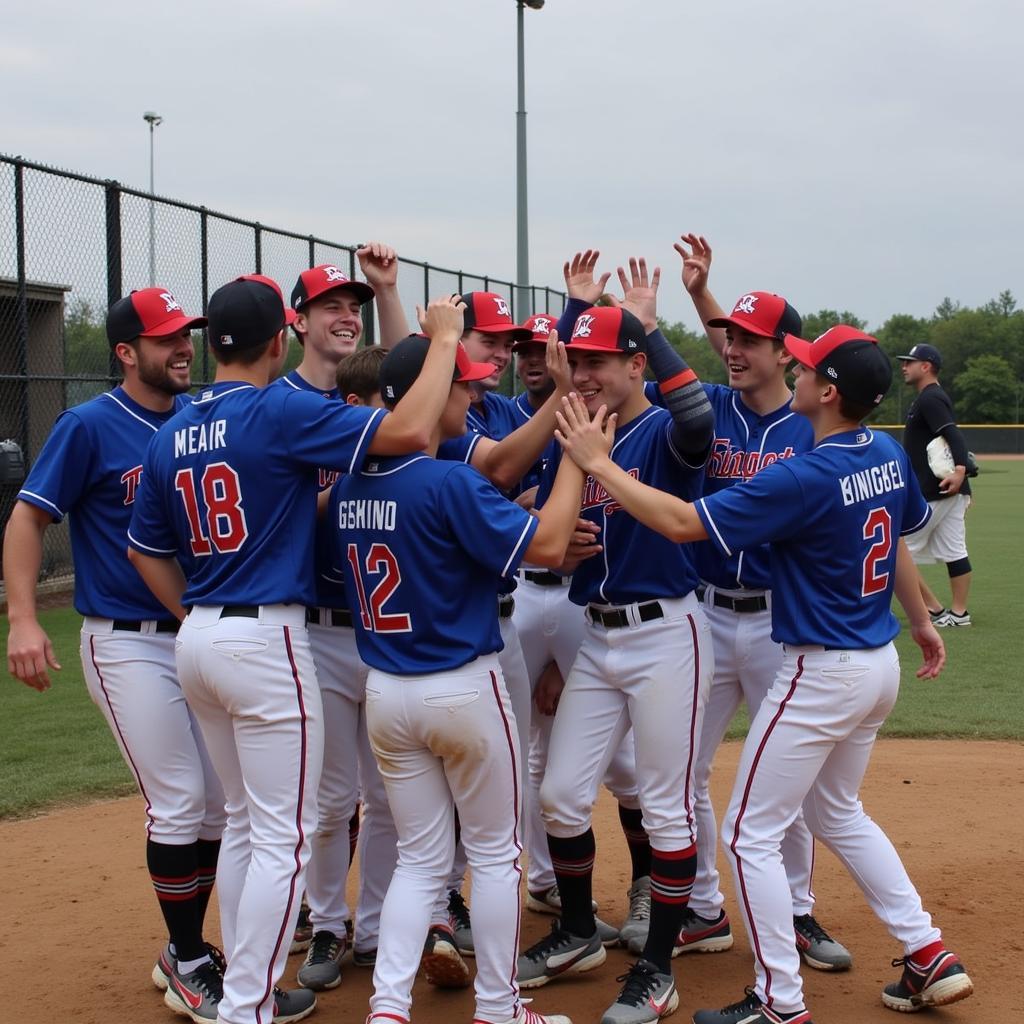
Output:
top-left (512, 312), bottom-right (558, 352)
top-left (291, 264), bottom-right (374, 311)
top-left (237, 274), bottom-right (297, 326)
top-left (784, 325), bottom-right (893, 407)
top-left (462, 292), bottom-right (532, 340)
top-left (708, 291), bottom-right (803, 341)
top-left (105, 287), bottom-right (207, 346)
top-left (379, 334), bottom-right (495, 403)
top-left (564, 306), bottom-right (646, 354)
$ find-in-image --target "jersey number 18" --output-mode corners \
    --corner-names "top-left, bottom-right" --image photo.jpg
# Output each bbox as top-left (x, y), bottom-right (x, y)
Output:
top-left (174, 464), bottom-right (249, 556)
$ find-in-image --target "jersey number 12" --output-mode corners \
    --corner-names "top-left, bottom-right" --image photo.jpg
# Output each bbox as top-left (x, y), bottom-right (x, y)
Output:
top-left (346, 543), bottom-right (413, 633)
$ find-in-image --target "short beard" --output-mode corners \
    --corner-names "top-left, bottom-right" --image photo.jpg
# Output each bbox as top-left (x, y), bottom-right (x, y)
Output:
top-left (137, 355), bottom-right (191, 396)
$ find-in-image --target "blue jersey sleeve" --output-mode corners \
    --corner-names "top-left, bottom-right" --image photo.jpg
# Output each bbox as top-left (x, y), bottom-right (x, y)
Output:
top-left (17, 411), bottom-right (96, 522)
top-left (127, 437), bottom-right (178, 558)
top-left (440, 465), bottom-right (538, 578)
top-left (281, 391), bottom-right (385, 474)
top-left (437, 431), bottom-right (484, 465)
top-left (696, 460), bottom-right (806, 556)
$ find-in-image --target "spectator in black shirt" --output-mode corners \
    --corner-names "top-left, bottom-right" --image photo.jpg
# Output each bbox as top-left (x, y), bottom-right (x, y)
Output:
top-left (898, 344), bottom-right (973, 626)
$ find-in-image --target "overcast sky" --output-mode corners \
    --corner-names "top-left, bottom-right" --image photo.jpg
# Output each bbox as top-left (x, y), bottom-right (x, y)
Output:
top-left (2, 0), bottom-right (1021, 332)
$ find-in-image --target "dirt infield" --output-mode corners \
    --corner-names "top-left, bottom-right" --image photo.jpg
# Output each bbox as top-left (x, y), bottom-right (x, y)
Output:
top-left (2, 739), bottom-right (1018, 1024)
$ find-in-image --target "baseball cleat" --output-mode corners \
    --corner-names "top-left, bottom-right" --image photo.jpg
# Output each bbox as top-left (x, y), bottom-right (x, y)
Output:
top-left (447, 888), bottom-right (475, 956)
top-left (881, 949), bottom-right (973, 1012)
top-left (527, 884), bottom-right (599, 915)
top-left (421, 924), bottom-right (472, 988)
top-left (163, 959), bottom-right (224, 1023)
top-left (793, 914), bottom-right (851, 971)
top-left (517, 921), bottom-right (606, 989)
top-left (672, 909), bottom-right (734, 956)
top-left (153, 942), bottom-right (175, 990)
top-left (290, 902), bottom-right (313, 955)
top-left (599, 958), bottom-right (678, 1024)
top-left (618, 875), bottom-right (651, 949)
top-left (272, 985), bottom-right (317, 1024)
top-left (692, 989), bottom-right (813, 1023)
top-left (297, 928), bottom-right (346, 990)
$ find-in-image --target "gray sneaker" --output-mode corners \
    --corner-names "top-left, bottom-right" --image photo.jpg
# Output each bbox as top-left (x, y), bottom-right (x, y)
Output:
top-left (599, 958), bottom-right (678, 1024)
top-left (297, 929), bottom-right (345, 990)
top-left (618, 876), bottom-right (651, 949)
top-left (447, 888), bottom-right (475, 956)
top-left (517, 921), bottom-right (607, 989)
top-left (163, 959), bottom-right (224, 1023)
top-left (527, 884), bottom-right (600, 915)
top-left (272, 986), bottom-right (317, 1024)
top-left (793, 914), bottom-right (852, 971)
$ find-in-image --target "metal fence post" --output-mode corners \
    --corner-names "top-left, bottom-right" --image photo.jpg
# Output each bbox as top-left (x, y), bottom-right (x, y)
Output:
top-left (254, 223), bottom-right (262, 274)
top-left (200, 207), bottom-right (209, 383)
top-left (13, 161), bottom-right (30, 453)
top-left (105, 180), bottom-right (123, 385)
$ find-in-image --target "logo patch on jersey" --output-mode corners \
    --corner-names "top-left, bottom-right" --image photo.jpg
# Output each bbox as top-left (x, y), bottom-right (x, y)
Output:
top-left (581, 468), bottom-right (639, 517)
top-left (532, 316), bottom-right (552, 335)
top-left (318, 468), bottom-right (340, 490)
top-left (323, 265), bottom-right (348, 282)
top-left (708, 438), bottom-right (796, 480)
top-left (160, 291), bottom-right (182, 313)
top-left (573, 315), bottom-right (595, 339)
top-left (734, 294), bottom-right (758, 314)
top-left (121, 465), bottom-right (143, 505)
top-left (494, 296), bottom-right (511, 318)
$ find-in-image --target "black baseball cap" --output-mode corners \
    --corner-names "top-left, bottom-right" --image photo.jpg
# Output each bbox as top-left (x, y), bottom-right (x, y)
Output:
top-left (106, 287), bottom-right (207, 347)
top-left (896, 343), bottom-right (942, 370)
top-left (783, 325), bottom-right (893, 408)
top-left (207, 275), bottom-right (295, 353)
top-left (379, 334), bottom-right (495, 405)
top-left (291, 264), bottom-right (375, 311)
top-left (565, 306), bottom-right (646, 354)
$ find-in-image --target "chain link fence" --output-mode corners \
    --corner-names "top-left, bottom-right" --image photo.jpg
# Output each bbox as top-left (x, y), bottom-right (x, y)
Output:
top-left (0, 153), bottom-right (567, 593)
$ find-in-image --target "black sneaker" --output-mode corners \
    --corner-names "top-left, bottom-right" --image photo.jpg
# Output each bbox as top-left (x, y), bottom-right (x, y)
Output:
top-left (446, 888), bottom-right (474, 956)
top-left (692, 989), bottom-right (764, 1024)
top-left (881, 949), bottom-right (974, 1012)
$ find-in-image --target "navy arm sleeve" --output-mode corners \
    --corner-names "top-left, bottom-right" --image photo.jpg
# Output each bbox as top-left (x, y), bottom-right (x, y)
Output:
top-left (645, 328), bottom-right (714, 460)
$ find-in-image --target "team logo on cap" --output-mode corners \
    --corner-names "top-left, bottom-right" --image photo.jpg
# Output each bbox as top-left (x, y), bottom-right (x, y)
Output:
top-left (532, 316), bottom-right (552, 335)
top-left (734, 294), bottom-right (758, 314)
top-left (827, 367), bottom-right (838, 379)
top-left (494, 296), bottom-right (511, 318)
top-left (384, 384), bottom-right (395, 398)
top-left (323, 266), bottom-right (348, 283)
top-left (160, 292), bottom-right (182, 313)
top-left (573, 315), bottom-right (595, 339)
top-left (220, 334), bottom-right (234, 346)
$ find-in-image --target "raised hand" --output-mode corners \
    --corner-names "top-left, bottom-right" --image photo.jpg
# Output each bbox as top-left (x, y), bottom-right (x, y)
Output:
top-left (673, 233), bottom-right (712, 297)
top-left (610, 257), bottom-right (660, 333)
top-left (544, 328), bottom-right (572, 394)
top-left (416, 294), bottom-right (465, 340)
top-left (357, 241), bottom-right (400, 290)
top-left (563, 250), bottom-right (612, 305)
top-left (555, 393), bottom-right (617, 474)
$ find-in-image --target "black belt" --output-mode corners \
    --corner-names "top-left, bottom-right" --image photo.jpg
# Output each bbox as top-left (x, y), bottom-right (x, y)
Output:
top-left (219, 604), bottom-right (260, 619)
top-left (111, 618), bottom-right (179, 633)
top-left (498, 596), bottom-right (516, 619)
top-left (306, 607), bottom-right (354, 628)
top-left (696, 585), bottom-right (768, 614)
top-left (521, 569), bottom-right (566, 587)
top-left (587, 600), bottom-right (664, 629)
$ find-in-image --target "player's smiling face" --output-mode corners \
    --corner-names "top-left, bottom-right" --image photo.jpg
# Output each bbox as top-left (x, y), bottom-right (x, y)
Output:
top-left (298, 289), bottom-right (363, 360)
top-left (568, 350), bottom-right (643, 417)
top-left (135, 328), bottom-right (194, 395)
top-left (463, 330), bottom-right (515, 389)
top-left (723, 327), bottom-right (790, 393)
top-left (516, 345), bottom-right (553, 398)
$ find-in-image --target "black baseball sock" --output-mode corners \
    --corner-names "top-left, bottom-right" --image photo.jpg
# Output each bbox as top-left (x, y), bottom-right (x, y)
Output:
top-left (548, 829), bottom-right (596, 938)
top-left (147, 839), bottom-right (206, 963)
top-left (618, 804), bottom-right (652, 881)
top-left (195, 838), bottom-right (221, 930)
top-left (642, 844), bottom-right (697, 973)
top-left (348, 803), bottom-right (361, 869)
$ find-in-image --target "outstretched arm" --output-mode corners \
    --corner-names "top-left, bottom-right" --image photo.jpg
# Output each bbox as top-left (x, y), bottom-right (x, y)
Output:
top-left (357, 241), bottom-right (409, 348)
top-left (674, 233), bottom-right (728, 358)
top-left (555, 395), bottom-right (707, 543)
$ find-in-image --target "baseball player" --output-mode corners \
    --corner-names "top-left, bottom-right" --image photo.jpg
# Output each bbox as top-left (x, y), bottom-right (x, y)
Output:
top-left (898, 343), bottom-right (974, 626)
top-left (554, 327), bottom-right (974, 1023)
top-left (331, 332), bottom-right (585, 1024)
top-left (519, 259), bottom-right (716, 1024)
top-left (279, 248), bottom-right (406, 990)
top-left (510, 306), bottom-right (651, 949)
top-left (668, 234), bottom-right (850, 971)
top-left (127, 278), bottom-right (463, 1024)
top-left (2, 287), bottom-right (228, 1013)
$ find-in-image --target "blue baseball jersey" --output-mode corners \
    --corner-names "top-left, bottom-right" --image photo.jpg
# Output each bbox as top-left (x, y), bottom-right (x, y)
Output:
top-left (128, 381), bottom-right (383, 607)
top-left (17, 387), bottom-right (190, 619)
top-left (538, 405), bottom-right (706, 606)
top-left (695, 428), bottom-right (930, 648)
top-left (329, 454), bottom-right (538, 674)
top-left (273, 370), bottom-right (348, 609)
top-left (695, 384), bottom-right (813, 590)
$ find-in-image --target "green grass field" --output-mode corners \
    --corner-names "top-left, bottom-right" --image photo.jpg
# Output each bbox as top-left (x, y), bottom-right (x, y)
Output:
top-left (2, 460), bottom-right (1022, 819)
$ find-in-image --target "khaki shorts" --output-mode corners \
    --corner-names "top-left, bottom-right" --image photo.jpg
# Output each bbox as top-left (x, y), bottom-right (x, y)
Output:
top-left (905, 493), bottom-right (970, 564)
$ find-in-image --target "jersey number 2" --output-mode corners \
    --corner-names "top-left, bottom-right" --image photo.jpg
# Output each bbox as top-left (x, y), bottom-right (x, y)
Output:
top-left (346, 543), bottom-right (412, 633)
top-left (174, 464), bottom-right (249, 556)
top-left (861, 506), bottom-right (893, 596)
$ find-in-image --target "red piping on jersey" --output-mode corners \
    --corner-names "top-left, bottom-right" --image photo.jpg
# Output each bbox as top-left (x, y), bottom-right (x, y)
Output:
top-left (728, 655), bottom-right (804, 1010)
top-left (89, 634), bottom-right (155, 839)
top-left (489, 670), bottom-right (523, 1007)
top-left (257, 625), bottom-right (310, 1024)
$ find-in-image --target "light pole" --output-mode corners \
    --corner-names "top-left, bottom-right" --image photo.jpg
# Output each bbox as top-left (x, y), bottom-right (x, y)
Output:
top-left (143, 111), bottom-right (163, 287)
top-left (516, 0), bottom-right (544, 320)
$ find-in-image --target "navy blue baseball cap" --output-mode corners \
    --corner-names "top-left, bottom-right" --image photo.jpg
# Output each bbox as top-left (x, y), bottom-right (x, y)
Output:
top-left (784, 325), bottom-right (892, 408)
top-left (379, 335), bottom-right (495, 405)
top-left (896, 343), bottom-right (942, 370)
top-left (207, 275), bottom-right (295, 353)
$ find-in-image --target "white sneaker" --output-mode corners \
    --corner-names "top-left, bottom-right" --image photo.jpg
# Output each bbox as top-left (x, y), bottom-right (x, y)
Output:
top-left (617, 876), bottom-right (651, 948)
top-left (526, 884), bottom-right (598, 915)
top-left (934, 610), bottom-right (971, 627)
top-left (476, 1003), bottom-right (574, 1024)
